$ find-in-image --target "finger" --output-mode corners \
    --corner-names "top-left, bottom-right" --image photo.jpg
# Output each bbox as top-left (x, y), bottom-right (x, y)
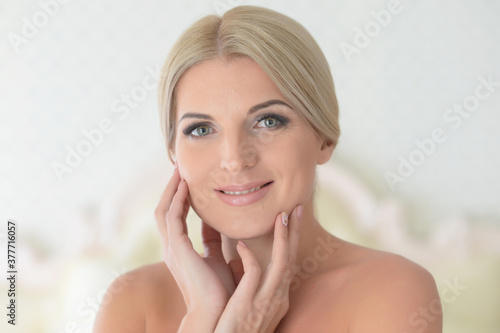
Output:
top-left (287, 205), bottom-right (303, 263)
top-left (272, 211), bottom-right (289, 263)
top-left (181, 196), bottom-right (190, 226)
top-left (258, 211), bottom-right (290, 297)
top-left (201, 221), bottom-right (223, 258)
top-left (177, 194), bottom-right (191, 235)
top-left (154, 166), bottom-right (181, 237)
top-left (269, 205), bottom-right (303, 296)
top-left (166, 179), bottom-right (190, 241)
top-left (228, 258), bottom-right (244, 286)
top-left (231, 241), bottom-right (261, 301)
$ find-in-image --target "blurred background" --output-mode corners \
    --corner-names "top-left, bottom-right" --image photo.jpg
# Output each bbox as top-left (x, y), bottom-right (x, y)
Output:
top-left (1, 0), bottom-right (499, 332)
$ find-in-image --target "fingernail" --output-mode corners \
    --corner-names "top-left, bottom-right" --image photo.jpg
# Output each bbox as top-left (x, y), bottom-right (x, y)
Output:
top-left (282, 212), bottom-right (288, 226)
top-left (177, 179), bottom-right (184, 190)
top-left (296, 205), bottom-right (303, 220)
top-left (238, 240), bottom-right (248, 248)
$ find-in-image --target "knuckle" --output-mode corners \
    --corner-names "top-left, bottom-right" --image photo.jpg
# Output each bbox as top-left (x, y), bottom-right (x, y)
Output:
top-left (203, 238), bottom-right (221, 247)
top-left (273, 261), bottom-right (290, 274)
top-left (178, 235), bottom-right (193, 247)
top-left (165, 209), bottom-right (175, 222)
top-left (283, 267), bottom-right (294, 283)
top-left (154, 206), bottom-right (166, 221)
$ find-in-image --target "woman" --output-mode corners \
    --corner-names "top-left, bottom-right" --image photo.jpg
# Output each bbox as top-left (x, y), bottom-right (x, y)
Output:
top-left (94, 6), bottom-right (442, 333)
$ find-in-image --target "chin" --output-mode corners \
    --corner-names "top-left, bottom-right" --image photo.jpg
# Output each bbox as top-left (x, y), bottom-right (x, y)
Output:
top-left (193, 204), bottom-right (279, 240)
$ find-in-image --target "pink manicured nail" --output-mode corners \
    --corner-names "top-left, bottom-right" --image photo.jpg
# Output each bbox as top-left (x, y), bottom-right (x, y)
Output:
top-left (282, 212), bottom-right (288, 226)
top-left (296, 205), bottom-right (303, 220)
top-left (238, 240), bottom-right (248, 248)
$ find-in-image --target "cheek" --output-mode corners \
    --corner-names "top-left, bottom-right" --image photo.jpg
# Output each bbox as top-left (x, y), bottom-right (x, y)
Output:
top-left (176, 143), bottom-right (221, 208)
top-left (285, 152), bottom-right (316, 198)
top-left (276, 130), bottom-right (318, 170)
top-left (297, 137), bottom-right (320, 180)
top-left (266, 133), bottom-right (318, 203)
top-left (176, 141), bottom-right (210, 180)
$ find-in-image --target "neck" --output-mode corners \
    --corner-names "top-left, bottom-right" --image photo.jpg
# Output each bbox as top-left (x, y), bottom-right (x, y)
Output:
top-left (221, 199), bottom-right (336, 278)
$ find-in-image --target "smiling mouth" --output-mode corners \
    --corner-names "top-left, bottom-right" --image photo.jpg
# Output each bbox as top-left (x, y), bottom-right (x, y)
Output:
top-left (218, 181), bottom-right (273, 195)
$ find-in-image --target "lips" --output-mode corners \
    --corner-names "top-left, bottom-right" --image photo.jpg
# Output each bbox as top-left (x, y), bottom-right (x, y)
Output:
top-left (215, 180), bottom-right (274, 206)
top-left (216, 180), bottom-right (274, 194)
top-left (217, 181), bottom-right (273, 195)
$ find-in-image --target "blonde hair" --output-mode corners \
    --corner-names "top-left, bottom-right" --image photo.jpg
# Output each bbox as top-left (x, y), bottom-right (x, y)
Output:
top-left (158, 5), bottom-right (340, 161)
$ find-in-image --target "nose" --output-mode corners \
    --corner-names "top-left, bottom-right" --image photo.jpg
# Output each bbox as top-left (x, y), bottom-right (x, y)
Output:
top-left (219, 131), bottom-right (258, 172)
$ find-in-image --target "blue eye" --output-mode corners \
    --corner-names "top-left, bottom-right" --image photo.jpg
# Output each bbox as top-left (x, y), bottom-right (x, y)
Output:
top-left (182, 122), bottom-right (214, 138)
top-left (191, 125), bottom-right (212, 137)
top-left (256, 113), bottom-right (289, 129)
top-left (182, 113), bottom-right (289, 139)
top-left (258, 117), bottom-right (278, 128)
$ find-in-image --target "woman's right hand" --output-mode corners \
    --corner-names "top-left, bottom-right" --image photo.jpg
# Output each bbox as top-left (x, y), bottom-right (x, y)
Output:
top-left (154, 166), bottom-right (235, 328)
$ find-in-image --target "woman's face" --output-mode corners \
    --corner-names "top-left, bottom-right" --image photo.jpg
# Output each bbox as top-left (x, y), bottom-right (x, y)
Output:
top-left (174, 56), bottom-right (332, 239)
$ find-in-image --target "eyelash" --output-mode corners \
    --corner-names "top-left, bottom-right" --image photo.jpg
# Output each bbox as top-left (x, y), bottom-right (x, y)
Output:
top-left (181, 112), bottom-right (290, 138)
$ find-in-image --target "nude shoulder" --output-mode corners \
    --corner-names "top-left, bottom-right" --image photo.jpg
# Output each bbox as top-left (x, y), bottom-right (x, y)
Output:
top-left (93, 262), bottom-right (186, 333)
top-left (328, 243), bottom-right (442, 332)
top-left (339, 243), bottom-right (435, 279)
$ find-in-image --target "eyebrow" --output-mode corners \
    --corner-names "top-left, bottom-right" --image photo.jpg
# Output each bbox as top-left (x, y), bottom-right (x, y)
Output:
top-left (178, 99), bottom-right (292, 123)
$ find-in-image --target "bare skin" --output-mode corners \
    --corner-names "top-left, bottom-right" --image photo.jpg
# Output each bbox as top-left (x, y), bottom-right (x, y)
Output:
top-left (94, 239), bottom-right (441, 332)
top-left (93, 57), bottom-right (442, 332)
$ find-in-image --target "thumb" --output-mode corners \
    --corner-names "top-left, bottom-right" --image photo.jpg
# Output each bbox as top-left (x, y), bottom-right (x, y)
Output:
top-left (201, 220), bottom-right (223, 258)
top-left (228, 258), bottom-right (244, 286)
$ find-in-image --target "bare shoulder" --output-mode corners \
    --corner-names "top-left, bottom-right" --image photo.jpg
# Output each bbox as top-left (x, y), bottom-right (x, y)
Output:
top-left (335, 242), bottom-right (442, 333)
top-left (93, 262), bottom-right (186, 333)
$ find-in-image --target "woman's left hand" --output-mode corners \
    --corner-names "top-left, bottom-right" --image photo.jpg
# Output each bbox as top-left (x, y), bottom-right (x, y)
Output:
top-left (214, 204), bottom-right (303, 333)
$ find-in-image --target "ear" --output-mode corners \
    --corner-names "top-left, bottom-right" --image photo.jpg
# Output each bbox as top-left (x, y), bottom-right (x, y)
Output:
top-left (317, 139), bottom-right (335, 165)
top-left (168, 147), bottom-right (176, 164)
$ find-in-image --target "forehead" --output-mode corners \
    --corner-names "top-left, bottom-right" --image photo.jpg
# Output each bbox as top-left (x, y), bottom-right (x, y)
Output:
top-left (175, 57), bottom-right (287, 116)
